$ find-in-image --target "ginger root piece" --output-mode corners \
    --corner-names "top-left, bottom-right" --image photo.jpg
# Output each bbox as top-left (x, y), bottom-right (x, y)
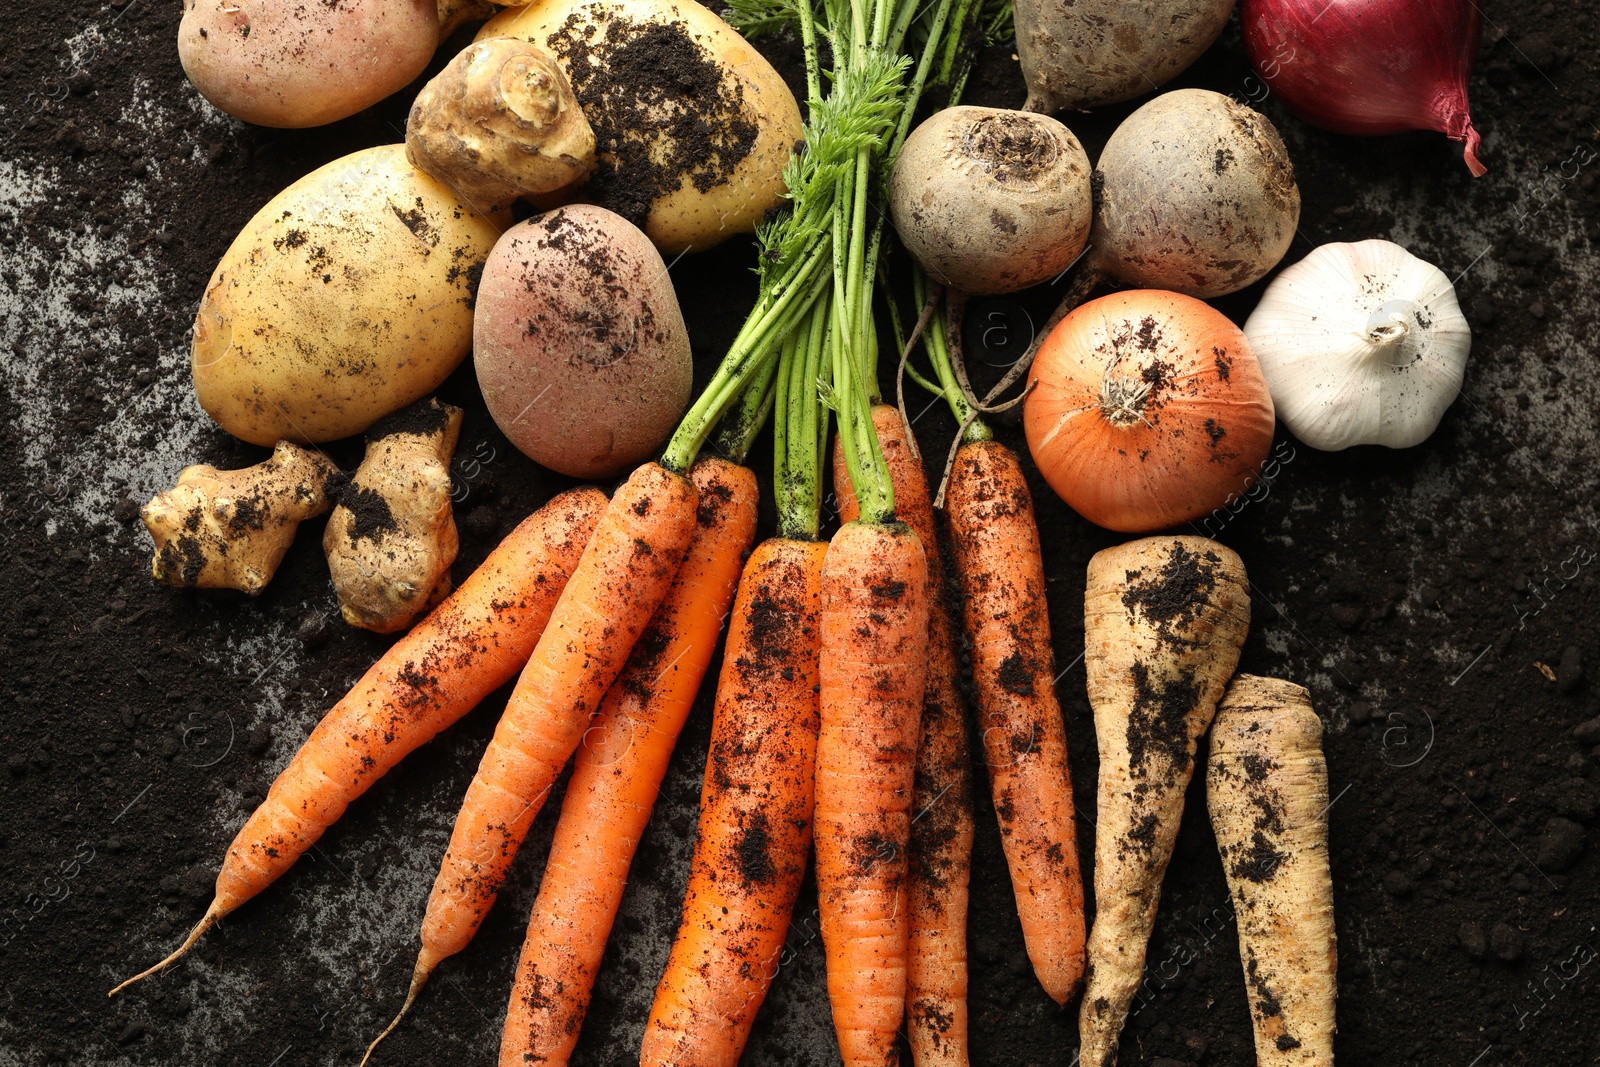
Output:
top-left (324, 398), bottom-right (464, 634)
top-left (406, 37), bottom-right (596, 215)
top-left (142, 442), bottom-right (342, 595)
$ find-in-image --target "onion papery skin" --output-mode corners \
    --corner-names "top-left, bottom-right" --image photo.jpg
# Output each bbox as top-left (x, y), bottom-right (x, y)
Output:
top-left (1024, 291), bottom-right (1278, 534)
top-left (1241, 0), bottom-right (1487, 176)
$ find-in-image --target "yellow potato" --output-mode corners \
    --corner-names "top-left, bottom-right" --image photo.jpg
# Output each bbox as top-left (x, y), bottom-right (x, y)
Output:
top-left (480, 0), bottom-right (803, 254)
top-left (192, 144), bottom-right (507, 446)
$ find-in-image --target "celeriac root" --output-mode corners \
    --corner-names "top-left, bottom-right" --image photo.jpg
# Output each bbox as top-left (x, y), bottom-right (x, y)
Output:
top-left (324, 398), bottom-right (463, 633)
top-left (1208, 675), bottom-right (1337, 1066)
top-left (142, 441), bottom-right (341, 595)
top-left (1079, 536), bottom-right (1251, 1067)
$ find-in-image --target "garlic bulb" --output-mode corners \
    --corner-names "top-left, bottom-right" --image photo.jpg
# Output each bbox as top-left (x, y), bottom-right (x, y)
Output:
top-left (1243, 239), bottom-right (1471, 450)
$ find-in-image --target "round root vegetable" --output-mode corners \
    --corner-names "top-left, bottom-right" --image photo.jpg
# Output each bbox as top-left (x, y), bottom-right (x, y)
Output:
top-left (1079, 536), bottom-right (1251, 1067)
top-left (192, 144), bottom-right (506, 447)
top-left (407, 38), bottom-right (596, 215)
top-left (1015, 0), bottom-right (1235, 113)
top-left (1090, 90), bottom-right (1300, 299)
top-left (479, 0), bottom-right (804, 254)
top-left (178, 0), bottom-right (439, 128)
top-left (323, 398), bottom-right (463, 634)
top-left (1024, 290), bottom-right (1277, 534)
top-left (474, 205), bottom-right (692, 478)
top-left (1208, 675), bottom-right (1337, 1066)
top-left (142, 441), bottom-right (341, 595)
top-left (889, 106), bottom-right (1092, 296)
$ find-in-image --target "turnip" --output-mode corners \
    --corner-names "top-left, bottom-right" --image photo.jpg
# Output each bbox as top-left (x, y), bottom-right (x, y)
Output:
top-left (889, 106), bottom-right (1092, 296)
top-left (1087, 89), bottom-right (1300, 299)
top-left (1015, 0), bottom-right (1236, 113)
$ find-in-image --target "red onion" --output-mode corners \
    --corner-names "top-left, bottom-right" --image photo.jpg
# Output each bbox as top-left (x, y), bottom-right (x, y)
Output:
top-left (1241, 0), bottom-right (1487, 177)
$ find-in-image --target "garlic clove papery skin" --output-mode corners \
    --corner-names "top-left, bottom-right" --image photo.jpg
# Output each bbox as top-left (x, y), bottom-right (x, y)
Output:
top-left (1243, 239), bottom-right (1471, 451)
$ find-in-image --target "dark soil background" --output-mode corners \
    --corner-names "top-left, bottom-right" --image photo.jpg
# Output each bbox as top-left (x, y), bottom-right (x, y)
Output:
top-left (2, 3), bottom-right (1599, 1065)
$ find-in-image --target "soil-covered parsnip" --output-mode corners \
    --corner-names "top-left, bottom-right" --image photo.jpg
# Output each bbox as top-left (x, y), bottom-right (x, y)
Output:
top-left (142, 442), bottom-right (342, 595)
top-left (1079, 536), bottom-right (1251, 1067)
top-left (1209, 675), bottom-right (1337, 1067)
top-left (324, 399), bottom-right (463, 634)
top-left (406, 38), bottom-right (595, 215)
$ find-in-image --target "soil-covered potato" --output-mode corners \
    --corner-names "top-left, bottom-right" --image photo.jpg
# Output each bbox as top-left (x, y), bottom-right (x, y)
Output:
top-left (1091, 89), bottom-right (1300, 298)
top-left (1014, 0), bottom-right (1235, 113)
top-left (178, 0), bottom-right (438, 128)
top-left (191, 144), bottom-right (506, 446)
top-left (890, 106), bottom-right (1092, 296)
top-left (479, 0), bottom-right (804, 254)
top-left (474, 205), bottom-right (693, 478)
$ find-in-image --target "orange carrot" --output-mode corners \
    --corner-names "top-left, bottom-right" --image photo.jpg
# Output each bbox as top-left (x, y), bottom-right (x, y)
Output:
top-left (836, 405), bottom-right (973, 1066)
top-left (497, 457), bottom-right (759, 1067)
top-left (816, 517), bottom-right (930, 1066)
top-left (943, 438), bottom-right (1086, 1005)
top-left (640, 536), bottom-right (828, 1067)
top-left (109, 487), bottom-right (608, 995)
top-left (371, 462), bottom-right (701, 1048)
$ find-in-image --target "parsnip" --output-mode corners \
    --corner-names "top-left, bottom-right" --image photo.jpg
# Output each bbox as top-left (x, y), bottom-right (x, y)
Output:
top-left (1208, 675), bottom-right (1336, 1066)
top-left (1079, 536), bottom-right (1251, 1067)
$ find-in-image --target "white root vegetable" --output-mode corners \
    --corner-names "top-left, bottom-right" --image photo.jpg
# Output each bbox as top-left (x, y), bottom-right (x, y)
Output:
top-left (889, 106), bottom-right (1092, 296)
top-left (1208, 675), bottom-right (1337, 1066)
top-left (407, 38), bottom-right (596, 215)
top-left (142, 442), bottom-right (342, 595)
top-left (1015, 0), bottom-right (1236, 113)
top-left (1090, 89), bottom-right (1300, 299)
top-left (324, 399), bottom-right (464, 634)
top-left (1080, 536), bottom-right (1252, 1067)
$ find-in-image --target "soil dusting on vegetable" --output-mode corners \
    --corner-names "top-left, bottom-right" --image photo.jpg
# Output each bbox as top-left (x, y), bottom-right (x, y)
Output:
top-left (1, 4), bottom-right (1598, 1067)
top-left (546, 11), bottom-right (759, 229)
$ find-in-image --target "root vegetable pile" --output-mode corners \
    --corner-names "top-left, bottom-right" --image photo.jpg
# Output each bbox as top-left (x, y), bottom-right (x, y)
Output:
top-left (124, 0), bottom-right (1399, 1060)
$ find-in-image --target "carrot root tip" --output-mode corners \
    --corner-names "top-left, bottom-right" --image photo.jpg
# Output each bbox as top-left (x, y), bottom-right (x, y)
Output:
top-left (107, 903), bottom-right (222, 998)
top-left (358, 956), bottom-right (435, 1066)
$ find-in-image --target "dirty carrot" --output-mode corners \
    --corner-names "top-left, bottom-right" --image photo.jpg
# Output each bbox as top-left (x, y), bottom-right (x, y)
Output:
top-left (836, 403), bottom-right (973, 1066)
top-left (815, 227), bottom-right (933, 1061)
top-left (369, 462), bottom-right (700, 1054)
top-left (639, 298), bottom-right (831, 1067)
top-left (1208, 675), bottom-right (1337, 1066)
top-left (108, 486), bottom-right (608, 996)
top-left (1079, 536), bottom-right (1251, 1067)
top-left (640, 535), bottom-right (828, 1066)
top-left (495, 453), bottom-right (759, 1067)
top-left (910, 280), bottom-right (1087, 1008)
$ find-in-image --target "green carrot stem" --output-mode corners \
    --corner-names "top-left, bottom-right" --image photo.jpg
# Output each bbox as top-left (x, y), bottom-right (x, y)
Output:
top-left (712, 342), bottom-right (783, 465)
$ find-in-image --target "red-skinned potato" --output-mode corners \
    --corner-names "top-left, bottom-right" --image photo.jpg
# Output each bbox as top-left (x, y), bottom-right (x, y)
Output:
top-left (178, 0), bottom-right (439, 128)
top-left (474, 206), bottom-right (693, 478)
